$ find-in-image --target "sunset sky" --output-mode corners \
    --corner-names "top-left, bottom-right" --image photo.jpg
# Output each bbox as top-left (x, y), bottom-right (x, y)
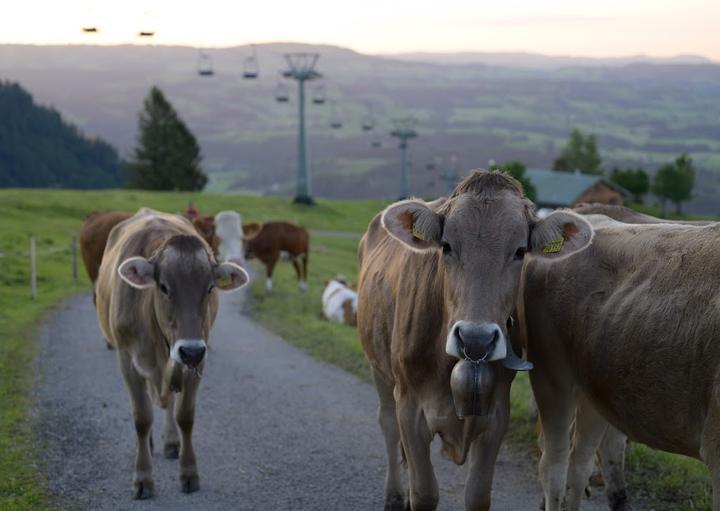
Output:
top-left (2, 0), bottom-right (719, 60)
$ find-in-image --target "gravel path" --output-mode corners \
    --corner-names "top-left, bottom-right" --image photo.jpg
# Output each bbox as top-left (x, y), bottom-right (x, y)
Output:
top-left (34, 291), bottom-right (607, 510)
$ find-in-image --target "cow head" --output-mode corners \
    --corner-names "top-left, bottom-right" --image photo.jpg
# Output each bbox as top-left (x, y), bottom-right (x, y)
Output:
top-left (192, 215), bottom-right (217, 254)
top-left (381, 170), bottom-right (593, 415)
top-left (214, 211), bottom-right (246, 266)
top-left (117, 234), bottom-right (249, 369)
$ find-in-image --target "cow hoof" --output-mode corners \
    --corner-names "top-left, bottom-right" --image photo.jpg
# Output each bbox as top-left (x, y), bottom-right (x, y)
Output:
top-left (133, 480), bottom-right (154, 500)
top-left (105, 341), bottom-right (114, 350)
top-left (384, 492), bottom-right (405, 511)
top-left (164, 442), bottom-right (180, 459)
top-left (181, 475), bottom-right (200, 494)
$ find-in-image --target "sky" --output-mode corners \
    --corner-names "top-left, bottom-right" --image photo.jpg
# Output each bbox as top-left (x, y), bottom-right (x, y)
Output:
top-left (2, 0), bottom-right (719, 60)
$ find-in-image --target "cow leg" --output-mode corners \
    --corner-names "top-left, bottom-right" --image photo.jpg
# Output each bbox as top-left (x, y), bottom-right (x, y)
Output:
top-left (465, 393), bottom-right (510, 511)
top-left (531, 369), bottom-right (575, 511)
top-left (700, 402), bottom-right (720, 511)
top-left (566, 393), bottom-right (610, 511)
top-left (175, 369), bottom-right (202, 493)
top-left (118, 351), bottom-right (154, 499)
top-left (396, 391), bottom-right (438, 511)
top-left (301, 253), bottom-right (309, 291)
top-left (264, 255), bottom-right (279, 293)
top-left (372, 370), bottom-right (405, 510)
top-left (291, 258), bottom-right (307, 292)
top-left (163, 393), bottom-right (180, 459)
top-left (597, 426), bottom-right (630, 511)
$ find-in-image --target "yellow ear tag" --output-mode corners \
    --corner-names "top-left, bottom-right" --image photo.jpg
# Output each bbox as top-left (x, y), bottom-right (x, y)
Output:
top-left (543, 235), bottom-right (565, 254)
top-left (412, 225), bottom-right (427, 241)
top-left (216, 275), bottom-right (232, 288)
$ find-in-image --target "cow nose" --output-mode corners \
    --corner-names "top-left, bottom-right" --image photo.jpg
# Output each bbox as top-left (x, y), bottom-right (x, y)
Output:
top-left (178, 344), bottom-right (206, 367)
top-left (455, 322), bottom-right (500, 361)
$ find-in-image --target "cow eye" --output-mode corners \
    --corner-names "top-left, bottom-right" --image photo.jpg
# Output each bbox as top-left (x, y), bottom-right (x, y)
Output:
top-left (159, 283), bottom-right (169, 295)
top-left (514, 247), bottom-right (527, 260)
top-left (441, 241), bottom-right (451, 255)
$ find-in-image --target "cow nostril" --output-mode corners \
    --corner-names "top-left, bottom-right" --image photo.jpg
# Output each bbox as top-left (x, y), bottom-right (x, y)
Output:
top-left (178, 345), bottom-right (206, 366)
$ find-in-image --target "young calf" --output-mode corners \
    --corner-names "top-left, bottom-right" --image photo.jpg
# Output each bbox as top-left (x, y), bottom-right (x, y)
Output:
top-left (95, 208), bottom-right (248, 499)
top-left (321, 277), bottom-right (358, 326)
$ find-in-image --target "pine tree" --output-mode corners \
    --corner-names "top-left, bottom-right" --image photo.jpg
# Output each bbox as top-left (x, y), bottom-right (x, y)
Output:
top-left (127, 87), bottom-right (207, 191)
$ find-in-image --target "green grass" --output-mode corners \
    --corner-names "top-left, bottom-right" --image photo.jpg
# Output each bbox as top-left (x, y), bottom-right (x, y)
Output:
top-left (0, 188), bottom-right (716, 510)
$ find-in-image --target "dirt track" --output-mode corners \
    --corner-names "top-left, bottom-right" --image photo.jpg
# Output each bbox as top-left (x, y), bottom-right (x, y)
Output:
top-left (33, 291), bottom-right (607, 510)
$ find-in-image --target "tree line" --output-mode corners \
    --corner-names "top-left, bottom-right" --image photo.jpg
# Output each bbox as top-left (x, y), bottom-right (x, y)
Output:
top-left (493, 128), bottom-right (696, 216)
top-left (0, 81), bottom-right (124, 188)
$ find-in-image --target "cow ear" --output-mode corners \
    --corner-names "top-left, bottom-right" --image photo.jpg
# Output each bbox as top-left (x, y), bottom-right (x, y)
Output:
top-left (242, 222), bottom-right (263, 240)
top-left (118, 256), bottom-right (155, 289)
top-left (530, 210), bottom-right (594, 259)
top-left (213, 262), bottom-right (249, 292)
top-left (381, 200), bottom-right (443, 252)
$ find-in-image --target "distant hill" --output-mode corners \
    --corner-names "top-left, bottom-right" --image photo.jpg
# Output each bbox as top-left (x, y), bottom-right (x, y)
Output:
top-left (0, 43), bottom-right (718, 213)
top-left (0, 81), bottom-right (123, 188)
top-left (382, 51), bottom-right (715, 69)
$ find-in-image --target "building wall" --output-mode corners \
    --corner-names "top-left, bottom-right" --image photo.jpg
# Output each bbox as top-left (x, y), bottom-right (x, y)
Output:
top-left (574, 182), bottom-right (625, 206)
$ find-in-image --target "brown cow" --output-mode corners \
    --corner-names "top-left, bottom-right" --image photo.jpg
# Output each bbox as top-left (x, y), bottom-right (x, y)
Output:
top-left (520, 216), bottom-right (720, 511)
top-left (80, 211), bottom-right (133, 285)
top-left (243, 221), bottom-right (309, 293)
top-left (357, 170), bottom-right (594, 510)
top-left (531, 206), bottom-right (717, 510)
top-left (95, 208), bottom-right (248, 499)
top-left (574, 203), bottom-right (713, 225)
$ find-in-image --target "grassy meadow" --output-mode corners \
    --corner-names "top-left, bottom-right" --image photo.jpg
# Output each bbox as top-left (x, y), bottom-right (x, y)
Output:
top-left (0, 188), bottom-right (714, 510)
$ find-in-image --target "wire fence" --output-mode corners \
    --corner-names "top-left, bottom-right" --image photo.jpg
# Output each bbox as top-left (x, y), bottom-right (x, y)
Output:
top-left (1, 233), bottom-right (78, 300)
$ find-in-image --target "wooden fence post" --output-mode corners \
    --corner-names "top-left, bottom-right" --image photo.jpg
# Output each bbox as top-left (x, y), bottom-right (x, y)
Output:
top-left (30, 237), bottom-right (37, 300)
top-left (71, 232), bottom-right (78, 281)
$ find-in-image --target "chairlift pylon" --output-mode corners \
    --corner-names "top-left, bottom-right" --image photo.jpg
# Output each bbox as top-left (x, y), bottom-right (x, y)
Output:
top-left (197, 51), bottom-right (214, 77)
top-left (243, 45), bottom-right (259, 79)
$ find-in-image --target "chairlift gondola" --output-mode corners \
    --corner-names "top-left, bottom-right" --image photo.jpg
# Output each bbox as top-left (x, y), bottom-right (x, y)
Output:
top-left (312, 83), bottom-right (326, 105)
top-left (329, 101), bottom-right (342, 129)
top-left (197, 51), bottom-right (214, 77)
top-left (82, 26), bottom-right (99, 33)
top-left (138, 10), bottom-right (155, 38)
top-left (243, 45), bottom-right (259, 79)
top-left (275, 79), bottom-right (289, 103)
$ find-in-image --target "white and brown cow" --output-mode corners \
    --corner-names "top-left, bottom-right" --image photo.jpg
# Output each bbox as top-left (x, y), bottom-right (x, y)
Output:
top-left (321, 276), bottom-right (357, 326)
top-left (95, 208), bottom-right (248, 499)
top-left (520, 215), bottom-right (720, 511)
top-left (357, 170), bottom-right (594, 510)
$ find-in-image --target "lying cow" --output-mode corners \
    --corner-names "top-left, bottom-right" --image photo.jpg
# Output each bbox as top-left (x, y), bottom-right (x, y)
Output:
top-left (321, 276), bottom-right (357, 326)
top-left (243, 221), bottom-right (309, 293)
top-left (520, 214), bottom-right (720, 511)
top-left (357, 170), bottom-right (593, 510)
top-left (95, 208), bottom-right (248, 499)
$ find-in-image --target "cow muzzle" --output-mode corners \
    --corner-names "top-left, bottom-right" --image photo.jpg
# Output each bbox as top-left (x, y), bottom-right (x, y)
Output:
top-left (446, 320), bottom-right (532, 419)
top-left (171, 339), bottom-right (207, 368)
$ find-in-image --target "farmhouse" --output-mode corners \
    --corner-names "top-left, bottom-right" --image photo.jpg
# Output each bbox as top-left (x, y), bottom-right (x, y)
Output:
top-left (526, 168), bottom-right (629, 208)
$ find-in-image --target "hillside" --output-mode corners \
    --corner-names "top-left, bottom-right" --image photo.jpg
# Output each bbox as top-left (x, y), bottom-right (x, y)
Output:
top-left (0, 81), bottom-right (123, 188)
top-left (0, 43), bottom-right (718, 212)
